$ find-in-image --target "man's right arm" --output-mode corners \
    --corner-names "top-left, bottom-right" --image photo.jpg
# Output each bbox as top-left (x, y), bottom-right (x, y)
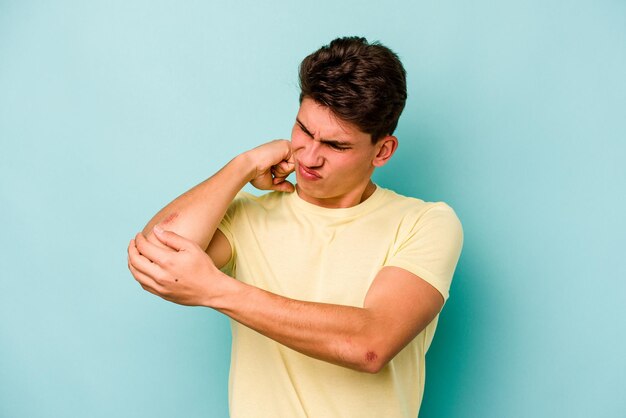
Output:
top-left (140, 140), bottom-right (295, 268)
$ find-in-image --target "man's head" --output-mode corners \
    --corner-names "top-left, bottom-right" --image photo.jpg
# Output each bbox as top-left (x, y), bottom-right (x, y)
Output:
top-left (298, 36), bottom-right (407, 143)
top-left (290, 37), bottom-right (407, 208)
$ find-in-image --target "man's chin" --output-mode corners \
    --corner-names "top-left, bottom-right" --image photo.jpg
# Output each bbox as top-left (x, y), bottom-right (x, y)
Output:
top-left (296, 182), bottom-right (329, 199)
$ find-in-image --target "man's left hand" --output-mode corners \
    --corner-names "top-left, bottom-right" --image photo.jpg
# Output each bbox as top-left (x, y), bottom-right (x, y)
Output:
top-left (127, 226), bottom-right (228, 306)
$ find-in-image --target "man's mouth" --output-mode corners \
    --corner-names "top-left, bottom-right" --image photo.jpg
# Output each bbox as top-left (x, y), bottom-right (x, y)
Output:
top-left (297, 161), bottom-right (322, 180)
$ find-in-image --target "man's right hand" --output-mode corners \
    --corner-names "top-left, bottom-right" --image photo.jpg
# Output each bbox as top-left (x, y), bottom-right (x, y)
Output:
top-left (245, 140), bottom-right (295, 192)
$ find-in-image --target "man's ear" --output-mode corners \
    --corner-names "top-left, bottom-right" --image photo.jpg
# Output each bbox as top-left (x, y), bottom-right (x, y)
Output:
top-left (372, 135), bottom-right (398, 167)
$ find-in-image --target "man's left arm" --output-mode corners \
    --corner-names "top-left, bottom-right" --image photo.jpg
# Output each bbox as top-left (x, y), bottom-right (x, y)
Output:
top-left (128, 228), bottom-right (443, 373)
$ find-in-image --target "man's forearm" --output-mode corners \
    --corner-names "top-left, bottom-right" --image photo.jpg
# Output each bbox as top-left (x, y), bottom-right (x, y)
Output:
top-left (200, 264), bottom-right (442, 375)
top-left (142, 153), bottom-right (253, 249)
top-left (211, 276), bottom-right (392, 374)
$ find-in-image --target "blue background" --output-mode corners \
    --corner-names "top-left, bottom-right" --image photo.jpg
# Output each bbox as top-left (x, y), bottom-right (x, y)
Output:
top-left (1, 1), bottom-right (624, 417)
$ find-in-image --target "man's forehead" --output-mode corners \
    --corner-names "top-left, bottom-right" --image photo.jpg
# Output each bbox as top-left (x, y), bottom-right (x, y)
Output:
top-left (296, 98), bottom-right (368, 142)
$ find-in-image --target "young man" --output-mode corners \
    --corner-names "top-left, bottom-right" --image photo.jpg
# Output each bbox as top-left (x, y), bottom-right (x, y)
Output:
top-left (128, 37), bottom-right (463, 417)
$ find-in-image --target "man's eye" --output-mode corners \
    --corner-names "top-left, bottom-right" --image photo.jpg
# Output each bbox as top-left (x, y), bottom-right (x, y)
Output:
top-left (329, 144), bottom-right (349, 151)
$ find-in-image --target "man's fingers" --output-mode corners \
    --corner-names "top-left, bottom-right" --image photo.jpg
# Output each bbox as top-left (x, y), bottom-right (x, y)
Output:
top-left (140, 283), bottom-right (162, 297)
top-left (271, 179), bottom-right (295, 192)
top-left (153, 227), bottom-right (192, 252)
top-left (271, 160), bottom-right (295, 193)
top-left (274, 159), bottom-right (295, 177)
top-left (128, 260), bottom-right (159, 291)
top-left (135, 232), bottom-right (175, 265)
top-left (128, 239), bottom-right (165, 279)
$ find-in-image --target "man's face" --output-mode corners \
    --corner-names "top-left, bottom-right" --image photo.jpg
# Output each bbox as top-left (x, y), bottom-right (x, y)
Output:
top-left (290, 97), bottom-right (384, 208)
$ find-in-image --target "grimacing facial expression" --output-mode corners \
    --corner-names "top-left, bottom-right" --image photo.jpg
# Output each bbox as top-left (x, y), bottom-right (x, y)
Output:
top-left (290, 97), bottom-right (387, 207)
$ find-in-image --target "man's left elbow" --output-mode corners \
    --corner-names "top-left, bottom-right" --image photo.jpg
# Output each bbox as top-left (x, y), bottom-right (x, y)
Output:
top-left (359, 350), bottom-right (390, 374)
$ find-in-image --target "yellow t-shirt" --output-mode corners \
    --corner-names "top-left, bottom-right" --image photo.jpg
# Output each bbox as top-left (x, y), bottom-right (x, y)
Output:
top-left (217, 185), bottom-right (463, 418)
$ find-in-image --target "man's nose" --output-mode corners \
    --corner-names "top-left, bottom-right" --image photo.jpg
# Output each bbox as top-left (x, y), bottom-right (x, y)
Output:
top-left (298, 140), bottom-right (324, 167)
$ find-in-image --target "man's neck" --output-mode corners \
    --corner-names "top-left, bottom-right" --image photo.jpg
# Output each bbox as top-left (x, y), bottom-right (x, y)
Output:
top-left (295, 181), bottom-right (377, 209)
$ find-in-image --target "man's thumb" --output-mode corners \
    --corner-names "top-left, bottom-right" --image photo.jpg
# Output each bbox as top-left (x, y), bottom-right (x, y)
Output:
top-left (153, 225), bottom-right (188, 251)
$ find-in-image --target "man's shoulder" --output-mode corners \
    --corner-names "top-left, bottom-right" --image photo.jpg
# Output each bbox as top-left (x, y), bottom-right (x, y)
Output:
top-left (378, 188), bottom-right (464, 253)
top-left (378, 187), bottom-right (458, 217)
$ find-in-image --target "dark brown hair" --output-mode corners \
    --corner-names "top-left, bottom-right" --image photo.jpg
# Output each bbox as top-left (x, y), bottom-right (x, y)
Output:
top-left (299, 36), bottom-right (407, 143)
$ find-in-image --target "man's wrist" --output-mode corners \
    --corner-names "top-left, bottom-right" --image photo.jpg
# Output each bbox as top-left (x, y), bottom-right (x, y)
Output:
top-left (205, 271), bottom-right (247, 311)
top-left (231, 152), bottom-right (258, 183)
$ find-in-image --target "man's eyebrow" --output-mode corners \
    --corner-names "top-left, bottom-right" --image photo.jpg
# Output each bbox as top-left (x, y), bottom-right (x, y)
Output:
top-left (295, 118), bottom-right (353, 147)
top-left (296, 118), bottom-right (314, 136)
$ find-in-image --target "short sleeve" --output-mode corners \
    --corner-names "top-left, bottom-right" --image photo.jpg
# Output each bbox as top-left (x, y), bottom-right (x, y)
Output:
top-left (216, 192), bottom-right (254, 275)
top-left (384, 203), bottom-right (464, 302)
